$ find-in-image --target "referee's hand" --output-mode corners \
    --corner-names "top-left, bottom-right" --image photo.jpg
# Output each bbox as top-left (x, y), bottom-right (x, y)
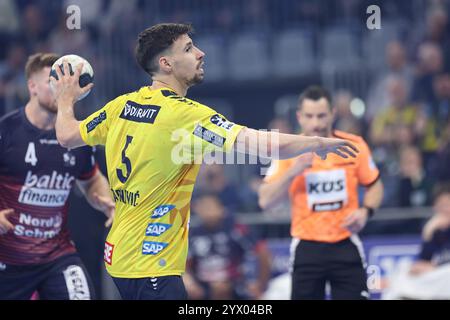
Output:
top-left (342, 208), bottom-right (369, 233)
top-left (0, 209), bottom-right (14, 235)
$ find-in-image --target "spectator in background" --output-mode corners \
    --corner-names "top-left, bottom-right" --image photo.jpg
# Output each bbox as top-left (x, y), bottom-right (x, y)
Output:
top-left (411, 42), bottom-right (445, 105)
top-left (429, 72), bottom-right (450, 130)
top-left (432, 121), bottom-right (450, 182)
top-left (370, 76), bottom-right (438, 155)
top-left (184, 193), bottom-right (271, 300)
top-left (0, 0), bottom-right (20, 58)
top-left (19, 4), bottom-right (50, 52)
top-left (413, 184), bottom-right (450, 273)
top-left (333, 90), bottom-right (363, 136)
top-left (268, 116), bottom-right (293, 134)
top-left (48, 13), bottom-right (91, 57)
top-left (421, 6), bottom-right (450, 70)
top-left (0, 43), bottom-right (27, 115)
top-left (383, 184), bottom-right (450, 300)
top-left (397, 146), bottom-right (433, 207)
top-left (195, 164), bottom-right (243, 213)
top-left (366, 41), bottom-right (414, 120)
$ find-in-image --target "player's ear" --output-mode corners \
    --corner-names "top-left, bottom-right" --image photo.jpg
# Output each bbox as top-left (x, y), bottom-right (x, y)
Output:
top-left (331, 106), bottom-right (337, 119)
top-left (158, 56), bottom-right (172, 73)
top-left (27, 78), bottom-right (37, 97)
top-left (296, 108), bottom-right (302, 123)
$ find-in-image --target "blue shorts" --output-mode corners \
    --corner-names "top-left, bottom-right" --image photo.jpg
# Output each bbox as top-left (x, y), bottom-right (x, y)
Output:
top-left (0, 253), bottom-right (95, 300)
top-left (112, 275), bottom-right (187, 300)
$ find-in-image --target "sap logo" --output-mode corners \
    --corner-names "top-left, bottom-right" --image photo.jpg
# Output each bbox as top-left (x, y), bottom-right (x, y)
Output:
top-left (308, 180), bottom-right (344, 194)
top-left (104, 241), bottom-right (114, 265)
top-left (142, 241), bottom-right (168, 255)
top-left (210, 114), bottom-right (234, 130)
top-left (146, 223), bottom-right (172, 236)
top-left (119, 101), bottom-right (161, 124)
top-left (151, 204), bottom-right (175, 218)
top-left (86, 111), bottom-right (106, 133)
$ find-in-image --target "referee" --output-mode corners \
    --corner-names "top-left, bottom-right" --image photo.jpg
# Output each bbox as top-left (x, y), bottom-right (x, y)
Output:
top-left (259, 86), bottom-right (384, 300)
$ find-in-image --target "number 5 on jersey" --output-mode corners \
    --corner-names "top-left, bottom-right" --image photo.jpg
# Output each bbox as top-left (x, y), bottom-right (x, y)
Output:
top-left (116, 135), bottom-right (133, 183)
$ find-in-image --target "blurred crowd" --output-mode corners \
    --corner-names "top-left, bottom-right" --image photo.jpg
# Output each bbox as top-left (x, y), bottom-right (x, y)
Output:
top-left (1, 0), bottom-right (449, 213)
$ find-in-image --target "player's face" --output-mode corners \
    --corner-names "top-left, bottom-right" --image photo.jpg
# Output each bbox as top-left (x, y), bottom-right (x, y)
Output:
top-left (28, 67), bottom-right (57, 113)
top-left (169, 34), bottom-right (205, 86)
top-left (297, 98), bottom-right (334, 137)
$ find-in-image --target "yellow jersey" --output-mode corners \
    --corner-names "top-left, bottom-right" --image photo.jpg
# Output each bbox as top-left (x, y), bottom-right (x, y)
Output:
top-left (79, 86), bottom-right (244, 278)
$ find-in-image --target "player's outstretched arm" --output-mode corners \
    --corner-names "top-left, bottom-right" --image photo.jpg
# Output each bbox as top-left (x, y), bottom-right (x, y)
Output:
top-left (52, 61), bottom-right (92, 149)
top-left (234, 128), bottom-right (358, 160)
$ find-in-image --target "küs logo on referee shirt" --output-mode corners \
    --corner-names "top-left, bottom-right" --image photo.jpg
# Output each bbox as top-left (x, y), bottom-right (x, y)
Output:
top-left (119, 101), bottom-right (161, 124)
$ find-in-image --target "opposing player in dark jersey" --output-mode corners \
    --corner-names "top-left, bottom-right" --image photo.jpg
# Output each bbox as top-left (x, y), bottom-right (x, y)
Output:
top-left (184, 193), bottom-right (271, 300)
top-left (0, 53), bottom-right (114, 300)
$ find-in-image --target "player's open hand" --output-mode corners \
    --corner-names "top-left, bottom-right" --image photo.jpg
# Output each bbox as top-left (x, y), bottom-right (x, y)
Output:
top-left (51, 60), bottom-right (94, 105)
top-left (92, 193), bottom-right (115, 227)
top-left (0, 208), bottom-right (14, 235)
top-left (315, 137), bottom-right (358, 160)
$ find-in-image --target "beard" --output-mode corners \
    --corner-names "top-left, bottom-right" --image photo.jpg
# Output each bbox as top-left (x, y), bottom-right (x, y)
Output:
top-left (186, 73), bottom-right (204, 87)
top-left (39, 98), bottom-right (58, 114)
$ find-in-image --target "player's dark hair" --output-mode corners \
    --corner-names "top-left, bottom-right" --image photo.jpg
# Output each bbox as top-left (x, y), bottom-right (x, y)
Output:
top-left (25, 53), bottom-right (59, 80)
top-left (298, 85), bottom-right (333, 110)
top-left (135, 23), bottom-right (194, 76)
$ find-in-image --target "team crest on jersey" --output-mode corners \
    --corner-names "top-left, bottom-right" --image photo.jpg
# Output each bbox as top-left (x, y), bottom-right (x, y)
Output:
top-left (193, 124), bottom-right (226, 147)
top-left (86, 111), bottom-right (106, 133)
top-left (151, 204), bottom-right (176, 218)
top-left (142, 241), bottom-right (168, 255)
top-left (119, 101), bottom-right (161, 124)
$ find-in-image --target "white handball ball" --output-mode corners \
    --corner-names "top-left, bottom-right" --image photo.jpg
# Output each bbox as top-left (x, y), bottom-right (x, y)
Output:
top-left (49, 54), bottom-right (94, 101)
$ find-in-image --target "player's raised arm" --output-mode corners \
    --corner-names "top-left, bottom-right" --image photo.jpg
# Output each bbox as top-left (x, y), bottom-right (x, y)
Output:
top-left (234, 127), bottom-right (358, 160)
top-left (52, 61), bottom-right (93, 148)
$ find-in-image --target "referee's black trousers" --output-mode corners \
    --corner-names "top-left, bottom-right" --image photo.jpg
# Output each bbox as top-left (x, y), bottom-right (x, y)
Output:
top-left (290, 237), bottom-right (369, 300)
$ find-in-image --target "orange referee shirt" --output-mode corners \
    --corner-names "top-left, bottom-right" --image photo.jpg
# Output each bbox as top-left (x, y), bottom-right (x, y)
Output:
top-left (265, 130), bottom-right (380, 243)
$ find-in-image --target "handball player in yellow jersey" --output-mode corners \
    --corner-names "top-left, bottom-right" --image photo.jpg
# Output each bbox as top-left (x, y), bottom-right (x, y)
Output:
top-left (51, 23), bottom-right (358, 300)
